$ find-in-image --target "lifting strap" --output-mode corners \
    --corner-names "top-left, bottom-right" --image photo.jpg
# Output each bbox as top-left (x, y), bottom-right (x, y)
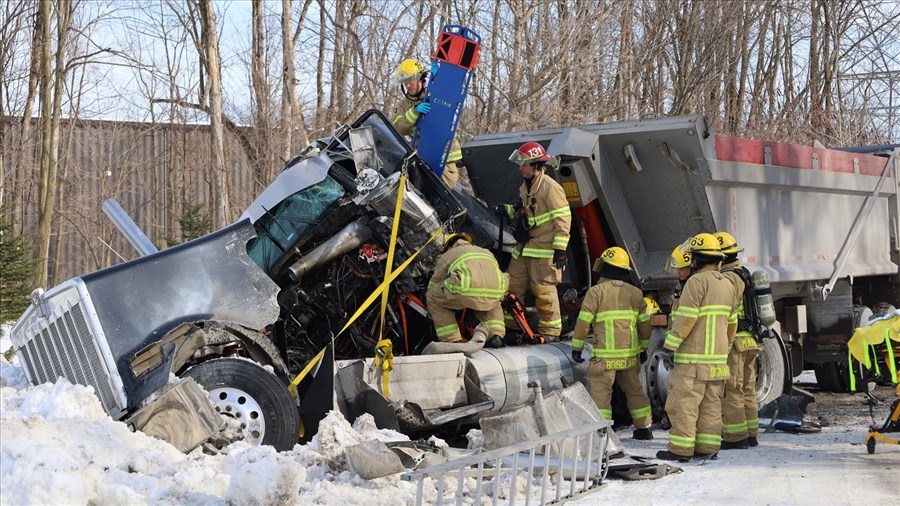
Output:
top-left (286, 217), bottom-right (445, 398)
top-left (374, 170), bottom-right (408, 399)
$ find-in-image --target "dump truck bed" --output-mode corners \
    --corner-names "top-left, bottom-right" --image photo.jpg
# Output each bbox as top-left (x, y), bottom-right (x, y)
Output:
top-left (463, 115), bottom-right (899, 293)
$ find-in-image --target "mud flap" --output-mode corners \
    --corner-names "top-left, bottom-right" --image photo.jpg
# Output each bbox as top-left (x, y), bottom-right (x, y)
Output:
top-left (298, 344), bottom-right (337, 443)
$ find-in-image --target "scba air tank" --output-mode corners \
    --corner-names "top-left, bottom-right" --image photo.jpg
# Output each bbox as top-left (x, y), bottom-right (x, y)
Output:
top-left (751, 270), bottom-right (776, 328)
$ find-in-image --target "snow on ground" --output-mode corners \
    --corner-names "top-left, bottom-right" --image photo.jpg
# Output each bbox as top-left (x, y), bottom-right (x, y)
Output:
top-left (2, 324), bottom-right (898, 505)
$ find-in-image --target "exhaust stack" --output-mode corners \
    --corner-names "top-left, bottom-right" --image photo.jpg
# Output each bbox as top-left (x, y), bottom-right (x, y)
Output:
top-left (102, 199), bottom-right (158, 257)
top-left (288, 219), bottom-right (371, 281)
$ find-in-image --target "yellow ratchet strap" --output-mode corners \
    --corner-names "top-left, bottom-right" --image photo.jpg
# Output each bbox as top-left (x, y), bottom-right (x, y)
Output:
top-left (374, 171), bottom-right (407, 398)
top-left (286, 223), bottom-right (445, 399)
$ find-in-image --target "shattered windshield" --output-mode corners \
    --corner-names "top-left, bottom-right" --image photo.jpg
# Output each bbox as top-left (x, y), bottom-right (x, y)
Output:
top-left (247, 176), bottom-right (345, 272)
top-left (328, 110), bottom-right (412, 177)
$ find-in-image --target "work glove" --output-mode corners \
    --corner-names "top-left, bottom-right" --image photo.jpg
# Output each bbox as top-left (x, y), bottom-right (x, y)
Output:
top-left (414, 102), bottom-right (431, 115)
top-left (571, 348), bottom-right (585, 363)
top-left (659, 348), bottom-right (675, 370)
top-left (553, 250), bottom-right (568, 269)
top-left (493, 203), bottom-right (513, 219)
top-left (430, 61), bottom-right (440, 78)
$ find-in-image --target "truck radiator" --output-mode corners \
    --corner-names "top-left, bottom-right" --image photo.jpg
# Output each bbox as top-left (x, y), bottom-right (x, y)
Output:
top-left (16, 299), bottom-right (124, 417)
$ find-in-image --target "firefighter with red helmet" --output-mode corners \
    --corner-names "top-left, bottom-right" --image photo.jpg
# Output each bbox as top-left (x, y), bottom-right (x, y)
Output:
top-left (494, 141), bottom-right (571, 341)
top-left (427, 233), bottom-right (509, 347)
top-left (715, 231), bottom-right (761, 449)
top-left (656, 233), bottom-right (739, 462)
top-left (392, 58), bottom-right (462, 189)
top-left (571, 247), bottom-right (654, 440)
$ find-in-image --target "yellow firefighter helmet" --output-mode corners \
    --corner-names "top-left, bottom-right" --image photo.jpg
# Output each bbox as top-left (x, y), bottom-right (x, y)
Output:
top-left (599, 246), bottom-right (631, 271)
top-left (689, 232), bottom-right (726, 259)
top-left (665, 240), bottom-right (692, 272)
top-left (442, 233), bottom-right (473, 253)
top-left (643, 297), bottom-right (660, 316)
top-left (713, 231), bottom-right (743, 254)
top-left (395, 58), bottom-right (426, 84)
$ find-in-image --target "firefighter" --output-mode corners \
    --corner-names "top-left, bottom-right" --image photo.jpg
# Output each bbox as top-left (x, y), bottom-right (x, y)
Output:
top-left (392, 58), bottom-right (462, 189)
top-left (656, 233), bottom-right (739, 462)
top-left (571, 247), bottom-right (654, 440)
top-left (493, 142), bottom-right (572, 341)
top-left (715, 231), bottom-right (760, 449)
top-left (427, 233), bottom-right (508, 347)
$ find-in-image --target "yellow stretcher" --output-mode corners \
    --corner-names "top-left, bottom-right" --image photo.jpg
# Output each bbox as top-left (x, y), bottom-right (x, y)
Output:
top-left (847, 312), bottom-right (900, 454)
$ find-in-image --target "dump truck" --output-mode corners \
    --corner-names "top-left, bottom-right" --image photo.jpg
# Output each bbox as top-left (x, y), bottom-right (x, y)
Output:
top-left (8, 110), bottom-right (596, 452)
top-left (8, 111), bottom-right (898, 453)
top-left (462, 115), bottom-right (899, 414)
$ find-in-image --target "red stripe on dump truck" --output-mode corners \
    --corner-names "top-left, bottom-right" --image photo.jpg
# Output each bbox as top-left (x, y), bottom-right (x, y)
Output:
top-left (714, 135), bottom-right (887, 176)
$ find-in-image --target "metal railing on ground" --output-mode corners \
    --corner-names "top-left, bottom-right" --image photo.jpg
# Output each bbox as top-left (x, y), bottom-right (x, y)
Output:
top-left (400, 419), bottom-right (612, 505)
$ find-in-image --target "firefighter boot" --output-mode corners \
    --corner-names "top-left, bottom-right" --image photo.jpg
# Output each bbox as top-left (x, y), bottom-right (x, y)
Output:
top-left (655, 450), bottom-right (690, 463)
top-left (748, 436), bottom-right (759, 447)
top-left (633, 428), bottom-right (653, 440)
top-left (721, 438), bottom-right (750, 450)
top-left (485, 335), bottom-right (504, 348)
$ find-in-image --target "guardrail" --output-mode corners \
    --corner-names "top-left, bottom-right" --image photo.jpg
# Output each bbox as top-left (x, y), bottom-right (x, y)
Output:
top-left (400, 419), bottom-right (612, 505)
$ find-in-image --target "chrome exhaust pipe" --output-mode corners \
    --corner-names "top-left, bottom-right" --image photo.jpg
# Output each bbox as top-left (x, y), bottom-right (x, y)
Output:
top-left (288, 219), bottom-right (371, 281)
top-left (102, 198), bottom-right (158, 257)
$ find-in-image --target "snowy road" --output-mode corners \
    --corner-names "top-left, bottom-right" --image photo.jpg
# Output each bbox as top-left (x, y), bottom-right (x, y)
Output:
top-left (2, 330), bottom-right (898, 505)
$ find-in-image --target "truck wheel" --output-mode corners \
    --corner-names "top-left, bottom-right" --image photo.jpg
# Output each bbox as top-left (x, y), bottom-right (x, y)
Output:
top-left (185, 358), bottom-right (300, 451)
top-left (642, 328), bottom-right (671, 419)
top-left (813, 362), bottom-right (856, 393)
top-left (756, 335), bottom-right (788, 408)
top-left (815, 305), bottom-right (870, 392)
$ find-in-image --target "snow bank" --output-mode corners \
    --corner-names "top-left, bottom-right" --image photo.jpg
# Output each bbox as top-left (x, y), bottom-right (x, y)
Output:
top-left (3, 328), bottom-right (896, 505)
top-left (0, 345), bottom-right (426, 506)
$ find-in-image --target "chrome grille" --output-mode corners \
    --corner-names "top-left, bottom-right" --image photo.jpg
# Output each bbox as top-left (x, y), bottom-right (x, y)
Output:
top-left (18, 301), bottom-right (123, 416)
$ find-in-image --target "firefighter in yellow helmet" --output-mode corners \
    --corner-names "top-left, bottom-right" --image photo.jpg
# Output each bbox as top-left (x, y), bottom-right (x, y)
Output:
top-left (656, 233), bottom-right (739, 462)
top-left (427, 233), bottom-right (509, 347)
top-left (392, 58), bottom-right (463, 189)
top-left (572, 247), bottom-right (654, 439)
top-left (714, 231), bottom-right (761, 449)
top-left (493, 142), bottom-right (572, 340)
top-left (641, 297), bottom-right (661, 350)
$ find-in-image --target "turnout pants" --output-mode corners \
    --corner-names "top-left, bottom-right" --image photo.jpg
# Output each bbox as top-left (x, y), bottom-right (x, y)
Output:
top-left (427, 284), bottom-right (505, 343)
top-left (587, 362), bottom-right (652, 428)
top-left (505, 256), bottom-right (562, 338)
top-left (722, 348), bottom-right (760, 441)
top-left (441, 161), bottom-right (460, 189)
top-left (666, 366), bottom-right (726, 456)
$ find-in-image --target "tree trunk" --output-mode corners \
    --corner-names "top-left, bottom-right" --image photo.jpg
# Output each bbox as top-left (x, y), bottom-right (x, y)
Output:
top-left (315, 0), bottom-right (326, 133)
top-left (809, 0), bottom-right (822, 127)
top-left (35, 0), bottom-right (53, 286)
top-left (199, 0), bottom-right (229, 227)
top-left (252, 0), bottom-right (272, 183)
top-left (281, 0), bottom-right (296, 163)
top-left (10, 4), bottom-right (41, 233)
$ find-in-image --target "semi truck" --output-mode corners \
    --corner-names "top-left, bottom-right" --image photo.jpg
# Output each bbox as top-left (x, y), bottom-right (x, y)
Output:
top-left (8, 111), bottom-right (898, 452)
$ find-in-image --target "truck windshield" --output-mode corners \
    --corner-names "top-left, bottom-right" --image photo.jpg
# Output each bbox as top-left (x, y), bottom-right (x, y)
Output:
top-left (247, 176), bottom-right (345, 273)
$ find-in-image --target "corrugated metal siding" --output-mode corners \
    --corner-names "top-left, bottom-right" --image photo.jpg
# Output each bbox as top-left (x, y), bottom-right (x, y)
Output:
top-left (2, 117), bottom-right (260, 284)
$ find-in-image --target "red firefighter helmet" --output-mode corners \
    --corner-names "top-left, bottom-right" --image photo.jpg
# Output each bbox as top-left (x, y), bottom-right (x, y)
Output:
top-left (509, 141), bottom-right (552, 165)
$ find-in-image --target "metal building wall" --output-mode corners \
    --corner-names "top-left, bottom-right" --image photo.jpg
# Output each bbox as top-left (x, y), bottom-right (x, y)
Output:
top-left (2, 117), bottom-right (262, 285)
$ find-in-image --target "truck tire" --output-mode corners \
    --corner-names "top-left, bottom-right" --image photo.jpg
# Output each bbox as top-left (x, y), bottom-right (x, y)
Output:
top-left (815, 305), bottom-right (870, 392)
top-left (814, 362), bottom-right (851, 392)
top-left (185, 358), bottom-right (300, 451)
top-left (756, 335), bottom-right (788, 408)
top-left (643, 327), bottom-right (789, 414)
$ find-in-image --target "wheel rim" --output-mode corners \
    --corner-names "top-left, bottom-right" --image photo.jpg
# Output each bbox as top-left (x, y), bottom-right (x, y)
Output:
top-left (207, 386), bottom-right (266, 445)
top-left (646, 350), bottom-right (671, 408)
top-left (756, 348), bottom-right (776, 403)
